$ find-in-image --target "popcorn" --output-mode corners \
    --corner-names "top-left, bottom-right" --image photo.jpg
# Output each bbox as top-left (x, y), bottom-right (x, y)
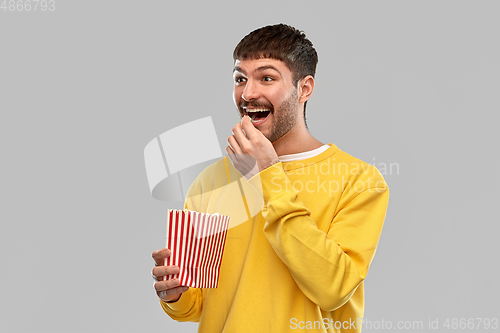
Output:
top-left (165, 209), bottom-right (230, 288)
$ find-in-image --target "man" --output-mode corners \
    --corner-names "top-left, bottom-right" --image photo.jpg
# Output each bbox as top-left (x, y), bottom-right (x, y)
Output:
top-left (152, 24), bottom-right (389, 332)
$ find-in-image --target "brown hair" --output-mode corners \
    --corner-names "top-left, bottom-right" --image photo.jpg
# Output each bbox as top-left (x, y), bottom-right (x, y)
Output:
top-left (233, 24), bottom-right (318, 121)
top-left (233, 23), bottom-right (318, 85)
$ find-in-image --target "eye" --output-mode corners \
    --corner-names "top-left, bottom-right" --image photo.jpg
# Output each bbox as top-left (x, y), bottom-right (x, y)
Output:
top-left (235, 76), bottom-right (247, 83)
top-left (263, 76), bottom-right (273, 82)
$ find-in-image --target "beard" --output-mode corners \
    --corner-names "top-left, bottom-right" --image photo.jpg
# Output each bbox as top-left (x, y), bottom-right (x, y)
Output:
top-left (238, 87), bottom-right (299, 143)
top-left (265, 88), bottom-right (299, 143)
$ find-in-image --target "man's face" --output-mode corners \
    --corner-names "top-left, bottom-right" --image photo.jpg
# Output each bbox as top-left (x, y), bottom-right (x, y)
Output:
top-left (233, 58), bottom-right (299, 143)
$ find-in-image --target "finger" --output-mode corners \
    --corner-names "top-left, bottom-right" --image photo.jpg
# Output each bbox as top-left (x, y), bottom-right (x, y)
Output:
top-left (227, 138), bottom-right (239, 161)
top-left (154, 277), bottom-right (183, 292)
top-left (232, 122), bottom-right (249, 146)
top-left (240, 115), bottom-right (256, 139)
top-left (226, 146), bottom-right (235, 157)
top-left (226, 144), bottom-right (235, 154)
top-left (227, 135), bottom-right (243, 155)
top-left (226, 146), bottom-right (238, 161)
top-left (152, 265), bottom-right (180, 280)
top-left (152, 248), bottom-right (170, 267)
top-left (226, 146), bottom-right (239, 169)
top-left (157, 286), bottom-right (190, 302)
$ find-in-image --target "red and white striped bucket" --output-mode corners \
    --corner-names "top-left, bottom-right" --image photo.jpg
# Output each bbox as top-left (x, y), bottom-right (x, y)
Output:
top-left (165, 209), bottom-right (230, 288)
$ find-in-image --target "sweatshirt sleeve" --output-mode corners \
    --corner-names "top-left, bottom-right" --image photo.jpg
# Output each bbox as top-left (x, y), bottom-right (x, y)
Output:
top-left (159, 287), bottom-right (203, 322)
top-left (248, 162), bottom-right (389, 311)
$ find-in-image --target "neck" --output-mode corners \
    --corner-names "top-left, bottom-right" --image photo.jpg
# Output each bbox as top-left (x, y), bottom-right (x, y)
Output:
top-left (271, 124), bottom-right (324, 156)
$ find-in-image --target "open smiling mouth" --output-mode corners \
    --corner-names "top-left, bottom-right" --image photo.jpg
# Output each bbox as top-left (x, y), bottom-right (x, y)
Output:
top-left (243, 108), bottom-right (271, 125)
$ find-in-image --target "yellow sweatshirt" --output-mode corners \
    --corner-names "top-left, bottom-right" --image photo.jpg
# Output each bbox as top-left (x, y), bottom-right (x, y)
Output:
top-left (161, 143), bottom-right (389, 332)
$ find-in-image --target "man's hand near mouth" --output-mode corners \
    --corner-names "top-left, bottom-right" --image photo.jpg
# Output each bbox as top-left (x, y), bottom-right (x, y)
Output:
top-left (226, 115), bottom-right (280, 179)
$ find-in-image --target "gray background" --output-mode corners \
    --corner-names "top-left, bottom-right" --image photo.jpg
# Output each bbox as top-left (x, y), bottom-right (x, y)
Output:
top-left (1, 1), bottom-right (498, 332)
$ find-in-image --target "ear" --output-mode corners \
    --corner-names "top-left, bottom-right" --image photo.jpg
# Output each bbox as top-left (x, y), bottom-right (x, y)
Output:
top-left (298, 75), bottom-right (315, 103)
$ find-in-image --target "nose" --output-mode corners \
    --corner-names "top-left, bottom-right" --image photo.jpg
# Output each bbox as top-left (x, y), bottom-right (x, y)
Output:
top-left (241, 80), bottom-right (259, 102)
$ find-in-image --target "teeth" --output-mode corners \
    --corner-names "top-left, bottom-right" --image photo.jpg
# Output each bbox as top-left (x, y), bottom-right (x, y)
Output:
top-left (243, 108), bottom-right (270, 123)
top-left (245, 108), bottom-right (270, 112)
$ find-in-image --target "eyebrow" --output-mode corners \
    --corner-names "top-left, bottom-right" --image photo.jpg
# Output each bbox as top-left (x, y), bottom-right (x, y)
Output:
top-left (233, 65), bottom-right (281, 76)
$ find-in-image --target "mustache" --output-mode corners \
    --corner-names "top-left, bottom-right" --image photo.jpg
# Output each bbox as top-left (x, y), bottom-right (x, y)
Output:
top-left (238, 101), bottom-right (274, 112)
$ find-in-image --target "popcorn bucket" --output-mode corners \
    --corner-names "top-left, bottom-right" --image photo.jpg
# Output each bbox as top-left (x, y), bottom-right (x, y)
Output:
top-left (165, 209), bottom-right (230, 288)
